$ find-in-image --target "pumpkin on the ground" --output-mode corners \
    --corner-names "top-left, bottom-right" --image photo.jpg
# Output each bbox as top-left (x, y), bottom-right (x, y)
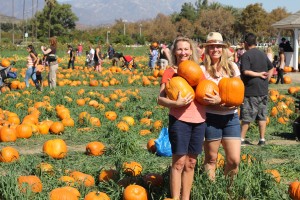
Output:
top-left (84, 191), bottom-right (110, 200)
top-left (0, 146), bottom-right (19, 162)
top-left (86, 141), bottom-right (105, 156)
top-left (288, 181), bottom-right (300, 200)
top-left (43, 139), bottom-right (67, 159)
top-left (123, 184), bottom-right (148, 200)
top-left (18, 175), bottom-right (43, 193)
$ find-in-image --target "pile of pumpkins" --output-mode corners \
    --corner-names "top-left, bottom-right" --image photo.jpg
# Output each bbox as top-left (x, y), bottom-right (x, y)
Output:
top-left (165, 60), bottom-right (245, 107)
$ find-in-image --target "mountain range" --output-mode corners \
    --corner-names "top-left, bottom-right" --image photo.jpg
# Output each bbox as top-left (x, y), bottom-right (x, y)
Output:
top-left (0, 0), bottom-right (199, 27)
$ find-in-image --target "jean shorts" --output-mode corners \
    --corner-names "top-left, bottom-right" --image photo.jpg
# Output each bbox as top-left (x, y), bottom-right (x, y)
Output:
top-left (168, 115), bottom-right (206, 155)
top-left (205, 113), bottom-right (240, 141)
top-left (240, 95), bottom-right (268, 122)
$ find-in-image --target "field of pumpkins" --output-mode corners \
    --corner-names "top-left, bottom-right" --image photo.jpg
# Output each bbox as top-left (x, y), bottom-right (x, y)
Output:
top-left (0, 46), bottom-right (299, 200)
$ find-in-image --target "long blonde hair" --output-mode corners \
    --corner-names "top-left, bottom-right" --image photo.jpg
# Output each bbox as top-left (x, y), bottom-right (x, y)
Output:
top-left (203, 47), bottom-right (236, 78)
top-left (170, 36), bottom-right (199, 67)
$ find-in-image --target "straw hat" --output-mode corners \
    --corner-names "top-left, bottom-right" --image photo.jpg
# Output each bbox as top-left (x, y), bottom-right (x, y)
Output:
top-left (204, 32), bottom-right (227, 47)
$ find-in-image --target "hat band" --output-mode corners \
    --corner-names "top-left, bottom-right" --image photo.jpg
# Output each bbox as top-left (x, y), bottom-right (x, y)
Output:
top-left (206, 40), bottom-right (224, 44)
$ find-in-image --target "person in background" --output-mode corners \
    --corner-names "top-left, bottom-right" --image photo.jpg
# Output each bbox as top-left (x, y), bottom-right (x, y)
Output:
top-left (111, 52), bottom-right (124, 66)
top-left (276, 48), bottom-right (285, 84)
top-left (149, 43), bottom-right (159, 70)
top-left (36, 60), bottom-right (44, 91)
top-left (236, 42), bottom-right (246, 67)
top-left (265, 46), bottom-right (274, 63)
top-left (107, 44), bottom-right (115, 59)
top-left (77, 43), bottom-right (83, 56)
top-left (240, 33), bottom-right (274, 146)
top-left (41, 37), bottom-right (58, 89)
top-left (197, 43), bottom-right (205, 63)
top-left (158, 43), bottom-right (171, 70)
top-left (94, 45), bottom-right (102, 72)
top-left (200, 32), bottom-right (241, 182)
top-left (157, 36), bottom-right (206, 200)
top-left (88, 45), bottom-right (95, 67)
top-left (67, 45), bottom-right (76, 69)
top-left (26, 45), bottom-right (40, 90)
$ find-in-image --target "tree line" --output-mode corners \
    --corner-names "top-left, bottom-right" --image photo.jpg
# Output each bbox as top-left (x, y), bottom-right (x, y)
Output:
top-left (0, 0), bottom-right (292, 46)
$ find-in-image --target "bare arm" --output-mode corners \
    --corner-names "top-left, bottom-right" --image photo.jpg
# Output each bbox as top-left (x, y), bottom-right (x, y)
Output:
top-left (30, 53), bottom-right (38, 66)
top-left (41, 46), bottom-right (52, 55)
top-left (243, 70), bottom-right (269, 79)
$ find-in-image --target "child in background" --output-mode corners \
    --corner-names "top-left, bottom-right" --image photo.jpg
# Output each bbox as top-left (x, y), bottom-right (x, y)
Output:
top-left (36, 60), bottom-right (44, 91)
top-left (85, 51), bottom-right (90, 66)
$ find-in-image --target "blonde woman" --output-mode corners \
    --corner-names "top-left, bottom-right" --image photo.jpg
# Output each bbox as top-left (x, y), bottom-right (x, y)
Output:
top-left (200, 32), bottom-right (241, 181)
top-left (157, 36), bottom-right (206, 200)
top-left (266, 46), bottom-right (274, 63)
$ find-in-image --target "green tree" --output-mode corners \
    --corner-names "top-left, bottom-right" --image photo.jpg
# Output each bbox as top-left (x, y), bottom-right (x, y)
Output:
top-left (148, 13), bottom-right (177, 43)
top-left (177, 2), bottom-right (197, 22)
top-left (240, 3), bottom-right (269, 41)
top-left (268, 8), bottom-right (291, 39)
top-left (35, 0), bottom-right (78, 40)
top-left (195, 7), bottom-right (235, 43)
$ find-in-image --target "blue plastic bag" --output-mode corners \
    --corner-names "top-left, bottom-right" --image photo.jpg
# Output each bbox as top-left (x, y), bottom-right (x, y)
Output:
top-left (7, 71), bottom-right (17, 79)
top-left (155, 127), bottom-right (172, 157)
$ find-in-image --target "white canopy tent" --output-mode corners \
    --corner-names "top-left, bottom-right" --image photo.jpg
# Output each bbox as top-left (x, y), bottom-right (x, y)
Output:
top-left (272, 10), bottom-right (300, 71)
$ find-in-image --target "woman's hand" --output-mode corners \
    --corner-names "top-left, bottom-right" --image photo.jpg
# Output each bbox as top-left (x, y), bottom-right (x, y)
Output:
top-left (176, 91), bottom-right (193, 107)
top-left (203, 90), bottom-right (221, 105)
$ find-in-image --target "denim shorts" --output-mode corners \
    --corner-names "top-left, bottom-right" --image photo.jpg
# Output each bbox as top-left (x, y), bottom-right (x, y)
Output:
top-left (240, 95), bottom-right (268, 122)
top-left (168, 115), bottom-right (206, 155)
top-left (205, 113), bottom-right (240, 141)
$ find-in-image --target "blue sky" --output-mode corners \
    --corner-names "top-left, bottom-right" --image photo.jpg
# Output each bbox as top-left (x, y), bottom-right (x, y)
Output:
top-left (56, 0), bottom-right (299, 14)
top-left (215, 0), bottom-right (299, 13)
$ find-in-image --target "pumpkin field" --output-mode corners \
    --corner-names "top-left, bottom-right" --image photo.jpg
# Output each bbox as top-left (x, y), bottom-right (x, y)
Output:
top-left (0, 45), bottom-right (299, 200)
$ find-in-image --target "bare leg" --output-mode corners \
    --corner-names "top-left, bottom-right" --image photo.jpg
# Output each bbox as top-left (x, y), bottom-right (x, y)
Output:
top-left (170, 154), bottom-right (186, 199)
top-left (241, 121), bottom-right (250, 140)
top-left (204, 140), bottom-right (221, 181)
top-left (222, 139), bottom-right (241, 177)
top-left (258, 120), bottom-right (266, 139)
top-left (181, 154), bottom-right (198, 200)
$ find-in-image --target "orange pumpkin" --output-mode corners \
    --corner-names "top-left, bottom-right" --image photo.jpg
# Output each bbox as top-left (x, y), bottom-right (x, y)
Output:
top-left (0, 146), bottom-right (19, 162)
top-left (98, 169), bottom-right (118, 182)
top-left (147, 138), bottom-right (156, 153)
top-left (18, 175), bottom-right (43, 193)
top-left (265, 169), bottom-right (281, 183)
top-left (43, 139), bottom-right (67, 159)
top-left (1, 59), bottom-right (10, 67)
top-left (289, 181), bottom-right (300, 200)
top-left (59, 176), bottom-right (75, 186)
top-left (218, 77), bottom-right (245, 106)
top-left (70, 171), bottom-right (95, 187)
top-left (123, 161), bottom-right (143, 176)
top-left (105, 111), bottom-right (118, 121)
top-left (0, 125), bottom-right (17, 142)
top-left (177, 60), bottom-right (205, 86)
top-left (84, 191), bottom-right (110, 200)
top-left (16, 124), bottom-right (33, 139)
top-left (123, 185), bottom-right (148, 200)
top-left (49, 121), bottom-right (65, 134)
top-left (49, 186), bottom-right (80, 200)
top-left (283, 76), bottom-right (292, 84)
top-left (165, 76), bottom-right (195, 100)
top-left (86, 141), bottom-right (105, 156)
top-left (195, 79), bottom-right (219, 105)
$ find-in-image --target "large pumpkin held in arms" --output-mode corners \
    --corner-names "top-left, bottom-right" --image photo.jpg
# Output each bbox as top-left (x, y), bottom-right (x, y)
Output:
top-left (218, 77), bottom-right (245, 107)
